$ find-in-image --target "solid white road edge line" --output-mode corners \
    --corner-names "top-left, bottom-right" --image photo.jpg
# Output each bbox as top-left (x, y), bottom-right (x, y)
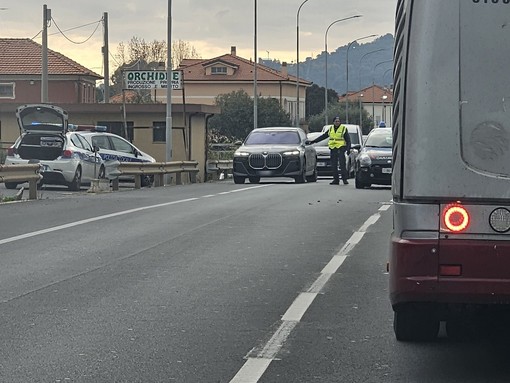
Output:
top-left (0, 184), bottom-right (272, 246)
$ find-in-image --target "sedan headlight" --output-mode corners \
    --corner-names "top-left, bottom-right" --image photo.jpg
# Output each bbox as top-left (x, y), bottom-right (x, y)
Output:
top-left (358, 153), bottom-right (372, 167)
top-left (234, 150), bottom-right (250, 157)
top-left (282, 150), bottom-right (300, 156)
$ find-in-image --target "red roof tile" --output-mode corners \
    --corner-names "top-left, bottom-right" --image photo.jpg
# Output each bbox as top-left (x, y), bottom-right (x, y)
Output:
top-left (0, 38), bottom-right (102, 78)
top-left (179, 53), bottom-right (311, 85)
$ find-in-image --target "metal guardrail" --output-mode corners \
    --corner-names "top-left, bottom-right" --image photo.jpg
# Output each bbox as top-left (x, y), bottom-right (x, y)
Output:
top-left (110, 160), bottom-right (200, 190)
top-left (0, 164), bottom-right (42, 200)
top-left (207, 160), bottom-right (233, 181)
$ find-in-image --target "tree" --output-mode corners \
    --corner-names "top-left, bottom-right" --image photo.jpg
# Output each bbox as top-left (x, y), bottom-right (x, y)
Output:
top-left (108, 37), bottom-right (201, 101)
top-left (305, 84), bottom-right (338, 118)
top-left (208, 90), bottom-right (292, 141)
top-left (171, 40), bottom-right (200, 69)
top-left (307, 100), bottom-right (373, 133)
top-left (257, 98), bottom-right (292, 128)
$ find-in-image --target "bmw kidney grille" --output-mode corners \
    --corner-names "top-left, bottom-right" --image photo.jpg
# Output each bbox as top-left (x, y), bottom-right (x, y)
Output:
top-left (249, 153), bottom-right (283, 169)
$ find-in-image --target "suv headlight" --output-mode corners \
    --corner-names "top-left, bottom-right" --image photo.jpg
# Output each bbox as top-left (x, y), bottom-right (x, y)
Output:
top-left (234, 150), bottom-right (249, 157)
top-left (282, 150), bottom-right (300, 156)
top-left (358, 153), bottom-right (372, 167)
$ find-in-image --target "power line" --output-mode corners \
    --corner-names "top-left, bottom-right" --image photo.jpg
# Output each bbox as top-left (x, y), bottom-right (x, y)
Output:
top-left (50, 17), bottom-right (102, 44)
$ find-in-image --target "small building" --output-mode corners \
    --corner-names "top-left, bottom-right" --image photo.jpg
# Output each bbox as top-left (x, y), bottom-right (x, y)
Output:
top-left (157, 46), bottom-right (312, 127)
top-left (0, 38), bottom-right (101, 104)
top-left (339, 84), bottom-right (393, 130)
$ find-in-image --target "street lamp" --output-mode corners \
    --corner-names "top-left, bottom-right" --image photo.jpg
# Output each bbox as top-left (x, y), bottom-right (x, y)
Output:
top-left (324, 15), bottom-right (362, 126)
top-left (359, 93), bottom-right (364, 130)
top-left (358, 49), bottom-right (390, 90)
top-left (166, 0), bottom-right (173, 180)
top-left (345, 34), bottom-right (376, 124)
top-left (382, 68), bottom-right (393, 87)
top-left (371, 59), bottom-right (393, 129)
top-left (296, 0), bottom-right (310, 128)
top-left (381, 94), bottom-right (388, 124)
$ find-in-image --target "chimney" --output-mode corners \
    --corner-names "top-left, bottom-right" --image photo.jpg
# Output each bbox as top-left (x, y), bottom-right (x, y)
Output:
top-left (231, 46), bottom-right (236, 56)
top-left (281, 62), bottom-right (288, 77)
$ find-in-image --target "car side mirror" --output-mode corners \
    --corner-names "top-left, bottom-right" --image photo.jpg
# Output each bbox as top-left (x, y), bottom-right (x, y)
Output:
top-left (352, 144), bottom-right (361, 150)
top-left (93, 145), bottom-right (100, 153)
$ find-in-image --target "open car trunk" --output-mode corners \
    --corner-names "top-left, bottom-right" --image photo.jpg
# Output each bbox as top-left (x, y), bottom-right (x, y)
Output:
top-left (17, 133), bottom-right (64, 161)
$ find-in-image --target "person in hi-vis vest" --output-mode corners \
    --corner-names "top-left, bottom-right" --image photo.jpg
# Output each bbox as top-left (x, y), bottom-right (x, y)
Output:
top-left (310, 116), bottom-right (352, 185)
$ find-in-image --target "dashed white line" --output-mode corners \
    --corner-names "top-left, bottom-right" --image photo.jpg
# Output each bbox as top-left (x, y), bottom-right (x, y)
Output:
top-left (229, 203), bottom-right (391, 382)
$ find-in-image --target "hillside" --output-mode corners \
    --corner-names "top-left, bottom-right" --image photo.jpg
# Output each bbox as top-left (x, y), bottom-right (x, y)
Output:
top-left (261, 34), bottom-right (394, 95)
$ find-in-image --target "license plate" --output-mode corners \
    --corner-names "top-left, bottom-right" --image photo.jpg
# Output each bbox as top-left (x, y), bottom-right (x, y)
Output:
top-left (382, 168), bottom-right (392, 174)
top-left (317, 162), bottom-right (326, 167)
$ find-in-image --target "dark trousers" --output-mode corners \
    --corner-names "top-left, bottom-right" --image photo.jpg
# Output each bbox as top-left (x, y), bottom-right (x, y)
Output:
top-left (330, 147), bottom-right (348, 182)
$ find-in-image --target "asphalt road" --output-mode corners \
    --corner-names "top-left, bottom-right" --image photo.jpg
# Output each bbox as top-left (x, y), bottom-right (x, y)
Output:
top-left (1, 179), bottom-right (510, 382)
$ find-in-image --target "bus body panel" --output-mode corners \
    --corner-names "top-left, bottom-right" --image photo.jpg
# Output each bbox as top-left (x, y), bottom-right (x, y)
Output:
top-left (390, 1), bottom-right (510, 339)
top-left (394, 0), bottom-right (510, 202)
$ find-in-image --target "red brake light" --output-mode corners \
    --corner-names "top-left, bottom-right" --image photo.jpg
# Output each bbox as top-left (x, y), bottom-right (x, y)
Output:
top-left (7, 147), bottom-right (16, 156)
top-left (443, 204), bottom-right (470, 232)
top-left (62, 150), bottom-right (73, 158)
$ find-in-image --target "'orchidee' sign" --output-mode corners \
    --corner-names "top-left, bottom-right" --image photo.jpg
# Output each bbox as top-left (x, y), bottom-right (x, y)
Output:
top-left (124, 70), bottom-right (183, 90)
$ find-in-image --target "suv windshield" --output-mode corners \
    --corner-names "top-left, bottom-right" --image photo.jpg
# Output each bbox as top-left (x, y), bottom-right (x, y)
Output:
top-left (245, 131), bottom-right (300, 145)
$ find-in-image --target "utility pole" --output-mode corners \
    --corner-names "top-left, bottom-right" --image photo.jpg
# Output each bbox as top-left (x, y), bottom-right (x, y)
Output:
top-left (41, 4), bottom-right (50, 103)
top-left (102, 12), bottom-right (109, 103)
top-left (166, 0), bottom-right (173, 184)
top-left (253, 0), bottom-right (258, 130)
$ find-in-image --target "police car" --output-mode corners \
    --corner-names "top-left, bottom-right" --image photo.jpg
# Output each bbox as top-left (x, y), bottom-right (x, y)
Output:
top-left (5, 104), bottom-right (105, 191)
top-left (78, 129), bottom-right (156, 187)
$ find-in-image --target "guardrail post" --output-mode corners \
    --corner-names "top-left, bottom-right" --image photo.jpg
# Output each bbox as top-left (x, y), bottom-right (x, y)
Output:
top-left (28, 180), bottom-right (38, 200)
top-left (175, 172), bottom-right (182, 185)
top-left (112, 178), bottom-right (119, 191)
top-left (154, 174), bottom-right (164, 187)
top-left (134, 175), bottom-right (141, 189)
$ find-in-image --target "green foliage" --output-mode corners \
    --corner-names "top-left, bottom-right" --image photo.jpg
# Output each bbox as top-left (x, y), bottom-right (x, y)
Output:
top-left (306, 84), bottom-right (338, 118)
top-left (208, 90), bottom-right (292, 141)
top-left (257, 98), bottom-right (292, 128)
top-left (307, 100), bottom-right (373, 134)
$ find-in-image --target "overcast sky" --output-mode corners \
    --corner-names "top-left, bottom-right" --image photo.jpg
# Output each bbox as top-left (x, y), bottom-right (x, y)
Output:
top-left (0, 0), bottom-right (396, 77)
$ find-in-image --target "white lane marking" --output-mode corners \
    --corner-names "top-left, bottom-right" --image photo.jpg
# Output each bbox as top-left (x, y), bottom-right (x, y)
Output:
top-left (0, 185), bottom-right (273, 247)
top-left (320, 255), bottom-right (347, 276)
top-left (230, 359), bottom-right (272, 383)
top-left (359, 213), bottom-right (381, 232)
top-left (230, 206), bottom-right (390, 383)
top-left (379, 204), bottom-right (391, 211)
top-left (0, 198), bottom-right (198, 246)
top-left (257, 321), bottom-right (298, 359)
top-left (281, 293), bottom-right (317, 322)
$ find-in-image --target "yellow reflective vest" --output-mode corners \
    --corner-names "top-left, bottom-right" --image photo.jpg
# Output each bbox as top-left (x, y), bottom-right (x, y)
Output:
top-left (328, 124), bottom-right (347, 149)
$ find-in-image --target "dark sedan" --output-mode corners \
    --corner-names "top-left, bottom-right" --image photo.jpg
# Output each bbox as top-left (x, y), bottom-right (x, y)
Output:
top-left (233, 127), bottom-right (317, 184)
top-left (354, 127), bottom-right (392, 189)
top-left (307, 132), bottom-right (332, 177)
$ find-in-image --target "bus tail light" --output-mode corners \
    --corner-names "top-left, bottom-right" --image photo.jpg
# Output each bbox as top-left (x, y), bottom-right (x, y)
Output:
top-left (443, 203), bottom-right (470, 232)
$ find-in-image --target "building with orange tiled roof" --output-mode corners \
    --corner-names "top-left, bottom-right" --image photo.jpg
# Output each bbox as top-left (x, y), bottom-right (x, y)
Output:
top-left (0, 38), bottom-right (102, 104)
top-left (339, 84), bottom-right (393, 128)
top-left (156, 46), bottom-right (311, 126)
